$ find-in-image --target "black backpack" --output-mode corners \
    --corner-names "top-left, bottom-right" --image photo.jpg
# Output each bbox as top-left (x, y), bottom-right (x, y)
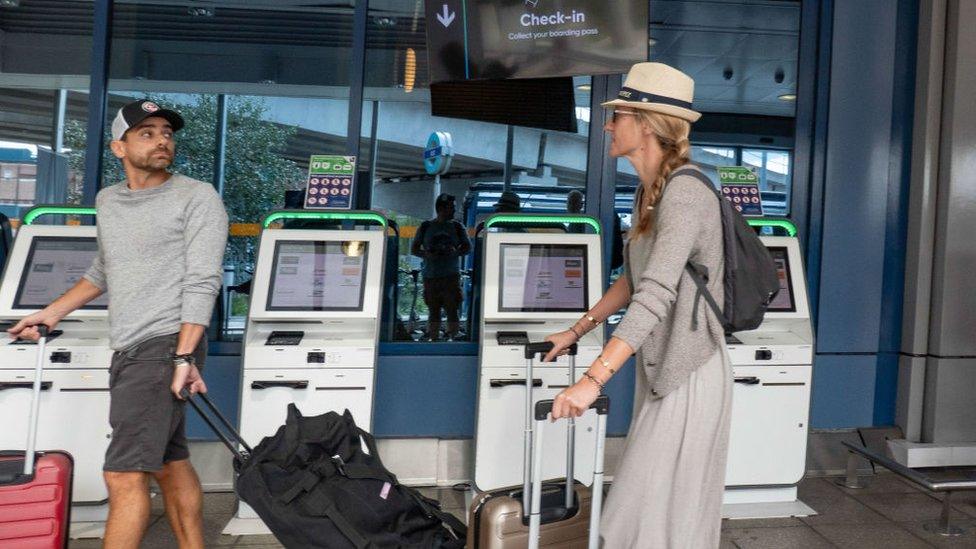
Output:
top-left (236, 405), bottom-right (466, 548)
top-left (672, 166), bottom-right (781, 333)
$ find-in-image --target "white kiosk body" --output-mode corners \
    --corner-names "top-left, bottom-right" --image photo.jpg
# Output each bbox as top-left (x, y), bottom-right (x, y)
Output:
top-left (723, 235), bottom-right (816, 519)
top-left (225, 226), bottom-right (385, 535)
top-left (474, 230), bottom-right (604, 492)
top-left (0, 224), bottom-right (113, 534)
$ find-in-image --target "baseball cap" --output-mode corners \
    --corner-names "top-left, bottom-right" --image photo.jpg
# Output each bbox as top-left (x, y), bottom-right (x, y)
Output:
top-left (111, 100), bottom-right (185, 141)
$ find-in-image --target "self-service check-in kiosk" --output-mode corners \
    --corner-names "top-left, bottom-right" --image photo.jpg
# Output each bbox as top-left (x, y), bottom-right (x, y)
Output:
top-left (723, 229), bottom-right (816, 519)
top-left (0, 206), bottom-right (112, 537)
top-left (473, 214), bottom-right (604, 492)
top-left (224, 210), bottom-right (386, 535)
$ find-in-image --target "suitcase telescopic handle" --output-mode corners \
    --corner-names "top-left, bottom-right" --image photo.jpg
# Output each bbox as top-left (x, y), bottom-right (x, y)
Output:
top-left (529, 395), bottom-right (610, 549)
top-left (523, 341), bottom-right (578, 359)
top-left (533, 395), bottom-right (610, 421)
top-left (22, 325), bottom-right (50, 476)
top-left (181, 389), bottom-right (253, 463)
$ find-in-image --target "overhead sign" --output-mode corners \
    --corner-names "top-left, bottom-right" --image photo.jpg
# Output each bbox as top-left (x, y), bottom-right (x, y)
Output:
top-left (718, 166), bottom-right (764, 217)
top-left (304, 155), bottom-right (356, 210)
top-left (424, 131), bottom-right (454, 176)
top-left (424, 0), bottom-right (647, 82)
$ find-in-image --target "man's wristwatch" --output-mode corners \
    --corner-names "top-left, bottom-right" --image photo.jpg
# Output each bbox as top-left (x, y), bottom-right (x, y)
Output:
top-left (172, 353), bottom-right (195, 368)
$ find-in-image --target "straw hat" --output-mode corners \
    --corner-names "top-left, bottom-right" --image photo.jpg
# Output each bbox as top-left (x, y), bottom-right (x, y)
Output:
top-left (602, 62), bottom-right (701, 123)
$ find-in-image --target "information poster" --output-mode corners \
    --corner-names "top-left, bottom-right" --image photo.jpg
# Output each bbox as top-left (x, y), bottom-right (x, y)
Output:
top-left (304, 155), bottom-right (356, 210)
top-left (718, 166), bottom-right (764, 217)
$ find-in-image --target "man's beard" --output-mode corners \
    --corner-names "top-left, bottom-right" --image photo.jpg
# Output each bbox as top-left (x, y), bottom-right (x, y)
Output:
top-left (131, 152), bottom-right (172, 171)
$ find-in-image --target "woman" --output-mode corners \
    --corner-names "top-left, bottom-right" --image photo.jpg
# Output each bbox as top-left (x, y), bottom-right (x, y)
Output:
top-left (544, 62), bottom-right (733, 548)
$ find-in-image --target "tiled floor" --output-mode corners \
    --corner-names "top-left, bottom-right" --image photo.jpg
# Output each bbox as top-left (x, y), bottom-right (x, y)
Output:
top-left (68, 473), bottom-right (976, 548)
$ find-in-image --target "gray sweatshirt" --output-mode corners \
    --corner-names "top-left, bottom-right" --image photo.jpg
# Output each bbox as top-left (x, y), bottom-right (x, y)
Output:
top-left (83, 174), bottom-right (228, 350)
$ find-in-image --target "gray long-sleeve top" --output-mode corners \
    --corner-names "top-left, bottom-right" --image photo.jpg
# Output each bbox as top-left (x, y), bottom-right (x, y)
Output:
top-left (613, 168), bottom-right (726, 399)
top-left (84, 174), bottom-right (229, 350)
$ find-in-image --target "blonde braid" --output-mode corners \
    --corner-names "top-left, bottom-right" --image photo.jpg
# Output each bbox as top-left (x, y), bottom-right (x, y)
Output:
top-left (630, 112), bottom-right (692, 239)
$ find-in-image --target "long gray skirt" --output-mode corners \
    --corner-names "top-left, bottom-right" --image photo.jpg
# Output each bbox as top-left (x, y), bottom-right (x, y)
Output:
top-left (600, 350), bottom-right (733, 548)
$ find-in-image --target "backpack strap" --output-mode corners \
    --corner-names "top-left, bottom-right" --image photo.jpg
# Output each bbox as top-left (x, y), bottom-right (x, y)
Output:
top-left (408, 490), bottom-right (468, 541)
top-left (302, 490), bottom-right (370, 549)
top-left (686, 263), bottom-right (725, 330)
top-left (669, 166), bottom-right (729, 329)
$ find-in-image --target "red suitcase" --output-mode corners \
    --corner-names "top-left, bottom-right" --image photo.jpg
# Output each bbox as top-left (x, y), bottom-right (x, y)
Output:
top-left (0, 326), bottom-right (73, 549)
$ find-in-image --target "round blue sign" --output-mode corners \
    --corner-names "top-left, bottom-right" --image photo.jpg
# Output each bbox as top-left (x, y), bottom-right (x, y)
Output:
top-left (424, 131), bottom-right (454, 176)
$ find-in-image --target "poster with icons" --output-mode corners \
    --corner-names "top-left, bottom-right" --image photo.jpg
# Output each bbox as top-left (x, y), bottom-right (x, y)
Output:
top-left (304, 155), bottom-right (356, 210)
top-left (717, 166), bottom-right (764, 217)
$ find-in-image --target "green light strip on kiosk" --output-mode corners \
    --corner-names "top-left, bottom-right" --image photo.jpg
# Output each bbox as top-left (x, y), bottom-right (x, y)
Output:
top-left (747, 219), bottom-right (797, 237)
top-left (262, 211), bottom-right (388, 228)
top-left (485, 215), bottom-right (601, 234)
top-left (23, 206), bottom-right (98, 225)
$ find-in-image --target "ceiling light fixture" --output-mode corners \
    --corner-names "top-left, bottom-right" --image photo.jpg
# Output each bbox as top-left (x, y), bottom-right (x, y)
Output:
top-left (778, 93), bottom-right (797, 102)
top-left (576, 84), bottom-right (591, 91)
top-left (187, 7), bottom-right (214, 17)
top-left (404, 48), bottom-right (417, 93)
top-left (0, 0), bottom-right (21, 7)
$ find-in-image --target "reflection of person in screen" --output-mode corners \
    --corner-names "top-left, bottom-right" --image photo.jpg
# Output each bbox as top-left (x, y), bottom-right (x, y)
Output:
top-left (411, 193), bottom-right (471, 341)
top-left (542, 63), bottom-right (732, 547)
top-left (8, 100), bottom-right (228, 549)
top-left (565, 189), bottom-right (624, 270)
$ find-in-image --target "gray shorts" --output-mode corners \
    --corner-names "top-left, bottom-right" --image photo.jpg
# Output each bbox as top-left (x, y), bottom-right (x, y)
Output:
top-left (103, 333), bottom-right (206, 472)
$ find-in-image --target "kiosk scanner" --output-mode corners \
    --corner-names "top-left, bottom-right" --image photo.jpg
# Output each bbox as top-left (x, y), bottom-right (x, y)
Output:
top-left (224, 210), bottom-right (387, 536)
top-left (474, 214), bottom-right (604, 492)
top-left (0, 206), bottom-right (111, 537)
top-left (723, 231), bottom-right (817, 519)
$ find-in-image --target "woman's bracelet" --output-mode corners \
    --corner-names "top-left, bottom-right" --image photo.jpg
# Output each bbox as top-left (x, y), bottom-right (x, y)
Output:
top-left (568, 325), bottom-right (583, 341)
top-left (595, 355), bottom-right (616, 375)
top-left (583, 314), bottom-right (599, 326)
top-left (581, 371), bottom-right (605, 390)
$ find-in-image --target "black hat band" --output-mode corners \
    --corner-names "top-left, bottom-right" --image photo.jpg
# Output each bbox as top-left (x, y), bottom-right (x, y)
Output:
top-left (616, 87), bottom-right (692, 109)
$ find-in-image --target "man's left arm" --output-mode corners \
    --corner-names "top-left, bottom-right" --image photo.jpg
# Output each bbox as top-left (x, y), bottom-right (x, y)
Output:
top-left (172, 185), bottom-right (229, 398)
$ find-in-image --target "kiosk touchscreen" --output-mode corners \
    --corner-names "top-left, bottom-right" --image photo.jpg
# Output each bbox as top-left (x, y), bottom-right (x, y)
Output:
top-left (226, 217), bottom-right (386, 535)
top-left (475, 226), bottom-right (604, 492)
top-left (0, 223), bottom-right (113, 534)
top-left (723, 235), bottom-right (816, 519)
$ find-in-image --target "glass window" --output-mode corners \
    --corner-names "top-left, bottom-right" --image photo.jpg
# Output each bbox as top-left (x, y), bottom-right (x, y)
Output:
top-left (104, 2), bottom-right (354, 339)
top-left (0, 1), bottom-right (93, 217)
top-left (363, 0), bottom-right (591, 343)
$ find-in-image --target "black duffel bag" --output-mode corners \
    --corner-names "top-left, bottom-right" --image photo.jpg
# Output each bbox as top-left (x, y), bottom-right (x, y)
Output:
top-left (234, 404), bottom-right (466, 548)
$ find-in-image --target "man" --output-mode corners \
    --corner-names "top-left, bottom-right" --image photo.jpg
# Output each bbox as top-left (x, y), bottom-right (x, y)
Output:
top-left (8, 100), bottom-right (228, 549)
top-left (411, 193), bottom-right (471, 340)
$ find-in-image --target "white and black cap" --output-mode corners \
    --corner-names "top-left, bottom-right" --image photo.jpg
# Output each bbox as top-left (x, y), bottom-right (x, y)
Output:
top-left (111, 100), bottom-right (185, 141)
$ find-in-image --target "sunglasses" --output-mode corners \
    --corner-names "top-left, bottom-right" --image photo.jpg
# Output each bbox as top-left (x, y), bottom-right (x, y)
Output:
top-left (610, 109), bottom-right (640, 123)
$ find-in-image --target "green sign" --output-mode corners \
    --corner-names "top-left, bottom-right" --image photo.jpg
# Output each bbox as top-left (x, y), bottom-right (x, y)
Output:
top-left (305, 155), bottom-right (356, 209)
top-left (717, 166), bottom-right (763, 217)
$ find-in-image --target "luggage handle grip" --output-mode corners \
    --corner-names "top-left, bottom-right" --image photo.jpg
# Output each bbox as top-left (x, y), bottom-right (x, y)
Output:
top-left (524, 341), bottom-right (577, 359)
top-left (734, 376), bottom-right (760, 385)
top-left (534, 395), bottom-right (610, 421)
top-left (251, 380), bottom-right (309, 390)
top-left (0, 381), bottom-right (52, 391)
top-left (180, 389), bottom-right (253, 459)
top-left (490, 378), bottom-right (542, 388)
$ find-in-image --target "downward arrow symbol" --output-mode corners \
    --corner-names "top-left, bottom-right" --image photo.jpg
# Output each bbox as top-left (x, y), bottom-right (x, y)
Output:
top-left (437, 3), bottom-right (456, 27)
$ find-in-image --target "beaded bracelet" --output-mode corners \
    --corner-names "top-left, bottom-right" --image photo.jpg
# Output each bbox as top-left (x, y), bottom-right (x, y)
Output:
top-left (568, 325), bottom-right (583, 340)
top-left (582, 371), bottom-right (605, 390)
